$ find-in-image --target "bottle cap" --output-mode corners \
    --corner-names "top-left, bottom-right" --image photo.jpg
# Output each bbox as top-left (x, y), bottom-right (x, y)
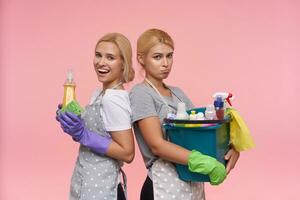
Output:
top-left (67, 70), bottom-right (74, 83)
top-left (214, 96), bottom-right (224, 108)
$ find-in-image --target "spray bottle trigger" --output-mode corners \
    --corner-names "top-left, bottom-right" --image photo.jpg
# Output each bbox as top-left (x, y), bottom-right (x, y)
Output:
top-left (226, 93), bottom-right (233, 106)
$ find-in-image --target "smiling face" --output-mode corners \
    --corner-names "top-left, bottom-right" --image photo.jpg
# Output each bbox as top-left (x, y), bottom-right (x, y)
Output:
top-left (93, 41), bottom-right (124, 88)
top-left (139, 43), bottom-right (174, 82)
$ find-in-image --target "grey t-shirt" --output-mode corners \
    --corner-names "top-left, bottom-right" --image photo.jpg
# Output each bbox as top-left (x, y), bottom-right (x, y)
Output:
top-left (129, 83), bottom-right (195, 169)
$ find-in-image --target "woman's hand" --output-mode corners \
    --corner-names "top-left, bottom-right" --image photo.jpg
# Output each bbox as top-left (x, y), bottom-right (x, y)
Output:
top-left (58, 112), bottom-right (85, 141)
top-left (224, 148), bottom-right (240, 174)
top-left (55, 104), bottom-right (62, 121)
top-left (188, 150), bottom-right (227, 185)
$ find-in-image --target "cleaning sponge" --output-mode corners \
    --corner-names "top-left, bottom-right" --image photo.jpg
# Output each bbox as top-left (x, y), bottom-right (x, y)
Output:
top-left (60, 100), bottom-right (83, 115)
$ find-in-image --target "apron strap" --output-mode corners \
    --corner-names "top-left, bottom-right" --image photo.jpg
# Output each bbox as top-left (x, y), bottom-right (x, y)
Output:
top-left (120, 168), bottom-right (128, 199)
top-left (146, 157), bottom-right (159, 169)
top-left (144, 78), bottom-right (184, 170)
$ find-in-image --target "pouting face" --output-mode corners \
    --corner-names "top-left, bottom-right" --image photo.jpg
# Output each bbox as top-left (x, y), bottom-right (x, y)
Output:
top-left (93, 41), bottom-right (124, 87)
top-left (141, 43), bottom-right (174, 81)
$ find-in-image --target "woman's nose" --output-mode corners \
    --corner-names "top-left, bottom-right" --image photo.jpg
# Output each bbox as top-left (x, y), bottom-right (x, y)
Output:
top-left (162, 57), bottom-right (168, 67)
top-left (99, 57), bottom-right (106, 66)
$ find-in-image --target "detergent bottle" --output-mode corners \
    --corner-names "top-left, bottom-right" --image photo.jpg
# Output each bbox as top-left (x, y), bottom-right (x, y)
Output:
top-left (189, 110), bottom-right (197, 120)
top-left (214, 96), bottom-right (225, 120)
top-left (205, 104), bottom-right (216, 120)
top-left (196, 112), bottom-right (205, 120)
top-left (185, 110), bottom-right (202, 127)
top-left (167, 111), bottom-right (176, 120)
top-left (176, 102), bottom-right (189, 120)
top-left (62, 70), bottom-right (76, 107)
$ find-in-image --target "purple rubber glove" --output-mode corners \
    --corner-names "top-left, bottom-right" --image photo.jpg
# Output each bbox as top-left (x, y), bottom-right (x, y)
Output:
top-left (57, 110), bottom-right (112, 155)
top-left (55, 104), bottom-right (63, 122)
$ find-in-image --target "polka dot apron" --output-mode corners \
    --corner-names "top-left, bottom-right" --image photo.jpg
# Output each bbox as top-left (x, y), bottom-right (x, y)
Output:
top-left (151, 159), bottom-right (205, 200)
top-left (145, 79), bottom-right (206, 200)
top-left (69, 92), bottom-right (125, 200)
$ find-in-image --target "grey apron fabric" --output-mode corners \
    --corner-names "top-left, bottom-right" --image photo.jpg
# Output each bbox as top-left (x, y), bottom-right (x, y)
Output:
top-left (69, 93), bottom-right (122, 200)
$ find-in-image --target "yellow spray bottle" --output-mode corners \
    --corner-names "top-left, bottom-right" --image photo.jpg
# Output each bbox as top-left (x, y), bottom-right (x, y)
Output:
top-left (62, 70), bottom-right (76, 107)
top-left (60, 70), bottom-right (83, 115)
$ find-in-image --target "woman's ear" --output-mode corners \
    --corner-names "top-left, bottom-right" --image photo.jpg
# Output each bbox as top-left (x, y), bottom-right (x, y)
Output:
top-left (137, 54), bottom-right (144, 66)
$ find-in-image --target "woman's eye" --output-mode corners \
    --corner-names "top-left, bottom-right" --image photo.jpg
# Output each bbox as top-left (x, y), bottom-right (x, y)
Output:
top-left (107, 56), bottom-right (114, 60)
top-left (167, 54), bottom-right (173, 58)
top-left (153, 55), bottom-right (162, 60)
top-left (95, 53), bottom-right (101, 58)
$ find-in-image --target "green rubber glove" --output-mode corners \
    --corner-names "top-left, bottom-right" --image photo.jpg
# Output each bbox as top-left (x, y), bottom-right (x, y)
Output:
top-left (60, 100), bottom-right (83, 115)
top-left (188, 150), bottom-right (227, 185)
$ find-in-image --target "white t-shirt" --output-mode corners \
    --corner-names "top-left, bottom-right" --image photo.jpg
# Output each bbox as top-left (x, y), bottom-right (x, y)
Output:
top-left (89, 88), bottom-right (132, 132)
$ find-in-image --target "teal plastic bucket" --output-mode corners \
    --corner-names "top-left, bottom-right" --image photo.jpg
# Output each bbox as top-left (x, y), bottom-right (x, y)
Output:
top-left (164, 107), bottom-right (230, 182)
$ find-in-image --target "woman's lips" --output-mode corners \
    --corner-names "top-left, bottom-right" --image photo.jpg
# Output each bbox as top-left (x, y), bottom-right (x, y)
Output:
top-left (97, 68), bottom-right (110, 74)
top-left (161, 70), bottom-right (170, 74)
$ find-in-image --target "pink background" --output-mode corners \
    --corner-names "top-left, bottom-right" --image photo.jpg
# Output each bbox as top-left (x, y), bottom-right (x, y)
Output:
top-left (1, 0), bottom-right (299, 199)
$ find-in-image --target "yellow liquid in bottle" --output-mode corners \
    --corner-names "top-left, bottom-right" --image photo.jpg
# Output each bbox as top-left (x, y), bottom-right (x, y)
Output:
top-left (62, 82), bottom-right (76, 107)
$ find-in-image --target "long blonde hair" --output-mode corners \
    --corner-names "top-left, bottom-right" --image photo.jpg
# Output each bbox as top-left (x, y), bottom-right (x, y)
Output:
top-left (96, 33), bottom-right (135, 82)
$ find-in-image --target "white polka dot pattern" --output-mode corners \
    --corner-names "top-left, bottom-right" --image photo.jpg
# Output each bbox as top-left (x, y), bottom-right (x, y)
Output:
top-left (69, 97), bottom-right (121, 200)
top-left (152, 159), bottom-right (205, 200)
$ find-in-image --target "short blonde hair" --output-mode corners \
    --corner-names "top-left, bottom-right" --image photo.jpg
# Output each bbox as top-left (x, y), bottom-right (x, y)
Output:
top-left (137, 28), bottom-right (174, 65)
top-left (96, 33), bottom-right (135, 83)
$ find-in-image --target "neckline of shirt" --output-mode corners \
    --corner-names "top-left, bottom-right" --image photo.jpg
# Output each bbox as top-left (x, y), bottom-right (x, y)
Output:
top-left (139, 82), bottom-right (173, 97)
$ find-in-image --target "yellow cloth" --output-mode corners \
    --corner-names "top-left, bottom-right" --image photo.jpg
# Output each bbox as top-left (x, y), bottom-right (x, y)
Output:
top-left (226, 108), bottom-right (255, 152)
